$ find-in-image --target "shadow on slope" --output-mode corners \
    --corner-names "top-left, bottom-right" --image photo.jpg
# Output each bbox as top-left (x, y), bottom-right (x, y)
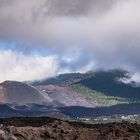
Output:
top-left (78, 69), bottom-right (140, 99)
top-left (60, 103), bottom-right (140, 118)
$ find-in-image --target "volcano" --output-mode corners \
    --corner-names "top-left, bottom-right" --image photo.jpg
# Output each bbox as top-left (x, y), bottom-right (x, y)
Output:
top-left (0, 81), bottom-right (50, 104)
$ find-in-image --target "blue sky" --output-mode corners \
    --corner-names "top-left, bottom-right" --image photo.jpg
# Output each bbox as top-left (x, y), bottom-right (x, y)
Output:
top-left (0, 0), bottom-right (140, 82)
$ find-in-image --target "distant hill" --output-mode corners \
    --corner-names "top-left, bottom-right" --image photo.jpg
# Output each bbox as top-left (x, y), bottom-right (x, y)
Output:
top-left (33, 69), bottom-right (140, 99)
top-left (0, 69), bottom-right (140, 119)
top-left (33, 69), bottom-right (140, 106)
top-left (0, 81), bottom-right (52, 104)
top-left (77, 69), bottom-right (140, 99)
top-left (32, 72), bottom-right (91, 86)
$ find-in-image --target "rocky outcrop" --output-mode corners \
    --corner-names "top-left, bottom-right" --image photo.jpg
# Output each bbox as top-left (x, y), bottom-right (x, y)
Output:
top-left (0, 117), bottom-right (139, 140)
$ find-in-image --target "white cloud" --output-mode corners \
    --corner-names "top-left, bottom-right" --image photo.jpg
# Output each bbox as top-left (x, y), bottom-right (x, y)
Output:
top-left (0, 50), bottom-right (59, 82)
top-left (0, 50), bottom-right (94, 82)
top-left (0, 0), bottom-right (117, 45)
top-left (0, 0), bottom-right (140, 81)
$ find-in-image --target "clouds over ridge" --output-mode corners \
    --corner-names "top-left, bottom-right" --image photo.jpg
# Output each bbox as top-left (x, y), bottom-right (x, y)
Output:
top-left (0, 49), bottom-right (94, 82)
top-left (0, 0), bottom-right (140, 81)
top-left (0, 50), bottom-right (58, 81)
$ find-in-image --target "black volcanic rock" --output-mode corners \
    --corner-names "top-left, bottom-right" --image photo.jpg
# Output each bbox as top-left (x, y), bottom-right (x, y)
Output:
top-left (0, 117), bottom-right (140, 140)
top-left (0, 81), bottom-right (46, 104)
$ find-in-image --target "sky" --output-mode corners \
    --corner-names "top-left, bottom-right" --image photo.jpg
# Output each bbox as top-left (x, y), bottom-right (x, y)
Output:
top-left (0, 0), bottom-right (140, 82)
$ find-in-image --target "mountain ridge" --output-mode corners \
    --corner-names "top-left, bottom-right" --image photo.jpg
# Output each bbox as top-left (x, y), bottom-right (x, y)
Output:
top-left (0, 69), bottom-right (140, 119)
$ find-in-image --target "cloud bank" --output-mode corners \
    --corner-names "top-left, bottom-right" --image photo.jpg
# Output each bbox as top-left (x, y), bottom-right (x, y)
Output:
top-left (0, 0), bottom-right (140, 82)
top-left (0, 49), bottom-right (94, 82)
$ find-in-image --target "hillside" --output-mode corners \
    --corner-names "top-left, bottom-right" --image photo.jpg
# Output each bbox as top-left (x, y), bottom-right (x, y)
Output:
top-left (31, 69), bottom-right (140, 118)
top-left (77, 70), bottom-right (140, 99)
top-left (0, 70), bottom-right (140, 119)
top-left (0, 81), bottom-right (52, 105)
top-left (34, 70), bottom-right (140, 99)
top-left (35, 69), bottom-right (140, 107)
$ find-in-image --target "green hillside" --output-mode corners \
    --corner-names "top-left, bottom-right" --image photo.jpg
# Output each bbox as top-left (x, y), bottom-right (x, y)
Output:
top-left (72, 85), bottom-right (137, 106)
